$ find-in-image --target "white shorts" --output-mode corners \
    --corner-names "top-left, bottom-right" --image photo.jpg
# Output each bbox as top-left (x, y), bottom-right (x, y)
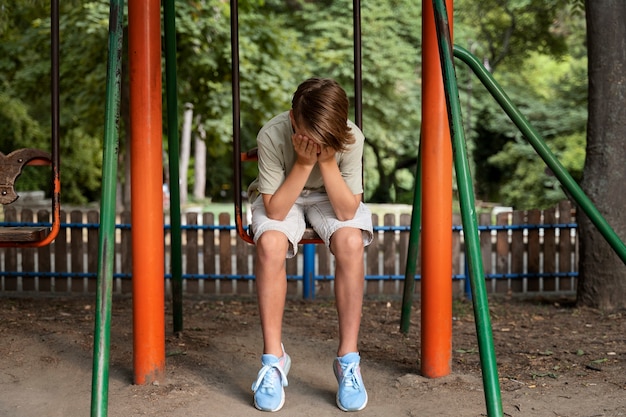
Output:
top-left (250, 191), bottom-right (373, 258)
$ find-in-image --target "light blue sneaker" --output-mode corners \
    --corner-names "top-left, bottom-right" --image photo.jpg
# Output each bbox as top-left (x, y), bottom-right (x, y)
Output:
top-left (333, 352), bottom-right (368, 411)
top-left (251, 346), bottom-right (291, 412)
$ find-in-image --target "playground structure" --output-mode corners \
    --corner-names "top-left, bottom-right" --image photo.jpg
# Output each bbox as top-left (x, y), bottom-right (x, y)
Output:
top-left (2, 1), bottom-right (626, 417)
top-left (88, 1), bottom-right (472, 414)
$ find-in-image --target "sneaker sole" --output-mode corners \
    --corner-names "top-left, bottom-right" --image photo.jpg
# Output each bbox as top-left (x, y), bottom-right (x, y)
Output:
top-left (254, 390), bottom-right (286, 413)
top-left (336, 391), bottom-right (368, 412)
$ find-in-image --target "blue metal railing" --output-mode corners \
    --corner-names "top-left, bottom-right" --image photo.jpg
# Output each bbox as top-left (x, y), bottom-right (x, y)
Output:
top-left (1, 220), bottom-right (579, 285)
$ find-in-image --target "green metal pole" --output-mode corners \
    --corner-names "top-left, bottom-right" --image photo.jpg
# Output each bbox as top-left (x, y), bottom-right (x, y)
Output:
top-left (400, 139), bottom-right (422, 334)
top-left (91, 0), bottom-right (124, 416)
top-left (453, 45), bottom-right (626, 265)
top-left (163, 0), bottom-right (184, 333)
top-left (432, 1), bottom-right (503, 416)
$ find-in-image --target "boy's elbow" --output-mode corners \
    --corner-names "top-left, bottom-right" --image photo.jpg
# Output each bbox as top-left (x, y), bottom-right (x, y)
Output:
top-left (267, 213), bottom-right (287, 222)
top-left (335, 205), bottom-right (359, 222)
top-left (265, 208), bottom-right (287, 222)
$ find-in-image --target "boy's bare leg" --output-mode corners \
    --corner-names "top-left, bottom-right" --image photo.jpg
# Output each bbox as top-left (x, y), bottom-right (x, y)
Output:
top-left (330, 227), bottom-right (366, 356)
top-left (255, 231), bottom-right (290, 357)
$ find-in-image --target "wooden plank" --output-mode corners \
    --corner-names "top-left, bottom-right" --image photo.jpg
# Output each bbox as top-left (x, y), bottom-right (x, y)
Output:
top-left (0, 204), bottom-right (49, 244)
top-left (510, 211), bottom-right (525, 293)
top-left (202, 212), bottom-right (217, 295)
top-left (37, 209), bottom-right (52, 292)
top-left (526, 209), bottom-right (541, 292)
top-left (2, 208), bottom-right (18, 290)
top-left (185, 212), bottom-right (199, 294)
top-left (558, 201), bottom-right (574, 292)
top-left (543, 208), bottom-right (557, 282)
top-left (479, 213), bottom-right (493, 292)
top-left (0, 226), bottom-right (49, 242)
top-left (21, 209), bottom-right (36, 291)
top-left (218, 213), bottom-right (233, 294)
top-left (366, 214), bottom-right (379, 295)
top-left (235, 217), bottom-right (250, 295)
top-left (495, 212), bottom-right (510, 294)
top-left (70, 210), bottom-right (84, 293)
top-left (87, 210), bottom-right (99, 292)
top-left (382, 214), bottom-right (396, 294)
top-left (54, 210), bottom-right (69, 292)
top-left (398, 214), bottom-right (410, 281)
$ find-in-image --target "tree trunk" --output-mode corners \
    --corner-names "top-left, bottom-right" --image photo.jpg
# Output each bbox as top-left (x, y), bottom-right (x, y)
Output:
top-left (193, 118), bottom-right (206, 200)
top-left (577, 1), bottom-right (626, 310)
top-left (179, 103), bottom-right (193, 205)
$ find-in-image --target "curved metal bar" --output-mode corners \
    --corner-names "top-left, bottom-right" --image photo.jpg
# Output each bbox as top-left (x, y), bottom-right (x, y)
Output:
top-left (453, 44), bottom-right (626, 265)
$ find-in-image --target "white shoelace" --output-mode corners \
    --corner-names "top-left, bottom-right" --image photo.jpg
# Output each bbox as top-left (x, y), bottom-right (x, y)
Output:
top-left (251, 363), bottom-right (289, 392)
top-left (340, 362), bottom-right (361, 390)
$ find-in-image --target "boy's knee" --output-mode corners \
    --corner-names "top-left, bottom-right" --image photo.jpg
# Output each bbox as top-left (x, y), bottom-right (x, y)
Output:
top-left (331, 228), bottom-right (364, 257)
top-left (256, 231), bottom-right (289, 260)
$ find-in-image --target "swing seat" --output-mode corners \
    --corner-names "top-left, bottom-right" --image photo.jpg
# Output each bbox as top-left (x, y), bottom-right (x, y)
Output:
top-left (0, 226), bottom-right (50, 242)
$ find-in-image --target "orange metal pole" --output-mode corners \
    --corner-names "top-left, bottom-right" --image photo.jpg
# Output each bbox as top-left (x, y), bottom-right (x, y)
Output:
top-left (420, 0), bottom-right (453, 378)
top-left (128, 0), bottom-right (166, 385)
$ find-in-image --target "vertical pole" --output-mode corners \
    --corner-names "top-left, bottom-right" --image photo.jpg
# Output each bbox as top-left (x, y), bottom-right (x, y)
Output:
top-left (91, 0), bottom-right (124, 415)
top-left (433, 2), bottom-right (502, 414)
top-left (420, 0), bottom-right (453, 378)
top-left (302, 244), bottom-right (316, 299)
top-left (128, 0), bottom-right (166, 385)
top-left (163, 0), bottom-right (184, 334)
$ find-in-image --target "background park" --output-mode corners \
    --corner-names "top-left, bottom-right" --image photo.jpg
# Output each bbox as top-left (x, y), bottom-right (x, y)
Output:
top-left (1, 0), bottom-right (625, 416)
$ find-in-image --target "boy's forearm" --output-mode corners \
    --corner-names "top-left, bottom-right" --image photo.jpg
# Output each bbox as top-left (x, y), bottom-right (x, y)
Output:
top-left (318, 160), bottom-right (361, 221)
top-left (263, 162), bottom-right (313, 220)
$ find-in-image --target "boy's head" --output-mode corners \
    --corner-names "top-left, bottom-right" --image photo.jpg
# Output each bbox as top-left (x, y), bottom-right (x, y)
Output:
top-left (291, 78), bottom-right (355, 152)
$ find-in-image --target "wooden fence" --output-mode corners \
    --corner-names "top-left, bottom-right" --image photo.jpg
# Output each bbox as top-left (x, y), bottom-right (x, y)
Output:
top-left (0, 201), bottom-right (578, 297)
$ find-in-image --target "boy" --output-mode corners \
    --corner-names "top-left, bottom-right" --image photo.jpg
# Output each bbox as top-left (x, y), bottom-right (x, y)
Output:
top-left (248, 78), bottom-right (373, 412)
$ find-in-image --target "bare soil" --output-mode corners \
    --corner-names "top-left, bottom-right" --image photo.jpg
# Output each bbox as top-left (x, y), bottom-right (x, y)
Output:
top-left (1, 294), bottom-right (625, 417)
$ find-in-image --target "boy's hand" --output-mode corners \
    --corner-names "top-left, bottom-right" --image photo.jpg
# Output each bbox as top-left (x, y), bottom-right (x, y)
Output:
top-left (317, 146), bottom-right (336, 164)
top-left (293, 133), bottom-right (320, 166)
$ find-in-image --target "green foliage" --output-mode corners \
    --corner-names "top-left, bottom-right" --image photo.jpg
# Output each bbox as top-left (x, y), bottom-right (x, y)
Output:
top-left (455, 1), bottom-right (588, 209)
top-left (1, 0), bottom-right (589, 209)
top-left (455, 0), bottom-right (570, 72)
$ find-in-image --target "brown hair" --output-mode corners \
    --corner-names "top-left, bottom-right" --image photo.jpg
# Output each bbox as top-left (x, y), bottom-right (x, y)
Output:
top-left (291, 78), bottom-right (355, 152)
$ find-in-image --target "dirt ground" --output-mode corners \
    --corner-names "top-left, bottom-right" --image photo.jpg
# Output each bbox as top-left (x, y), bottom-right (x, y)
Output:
top-left (0, 293), bottom-right (625, 417)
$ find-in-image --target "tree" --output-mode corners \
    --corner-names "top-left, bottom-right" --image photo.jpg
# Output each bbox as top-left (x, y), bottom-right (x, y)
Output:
top-left (455, 0), bottom-right (570, 72)
top-left (454, 0), bottom-right (588, 208)
top-left (576, 1), bottom-right (626, 310)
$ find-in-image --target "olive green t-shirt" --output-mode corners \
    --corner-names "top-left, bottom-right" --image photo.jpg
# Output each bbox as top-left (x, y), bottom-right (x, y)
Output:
top-left (247, 111), bottom-right (364, 202)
